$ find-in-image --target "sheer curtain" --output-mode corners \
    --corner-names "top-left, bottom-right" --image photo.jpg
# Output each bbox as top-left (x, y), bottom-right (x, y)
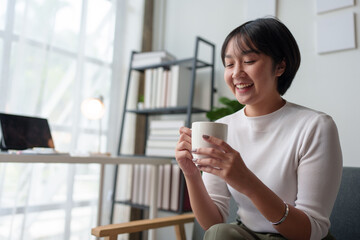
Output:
top-left (0, 0), bottom-right (144, 239)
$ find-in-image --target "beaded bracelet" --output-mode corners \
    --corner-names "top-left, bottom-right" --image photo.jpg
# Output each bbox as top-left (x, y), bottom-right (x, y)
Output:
top-left (270, 202), bottom-right (289, 225)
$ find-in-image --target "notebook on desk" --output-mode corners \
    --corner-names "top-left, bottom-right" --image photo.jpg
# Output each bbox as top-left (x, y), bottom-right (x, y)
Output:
top-left (0, 113), bottom-right (55, 151)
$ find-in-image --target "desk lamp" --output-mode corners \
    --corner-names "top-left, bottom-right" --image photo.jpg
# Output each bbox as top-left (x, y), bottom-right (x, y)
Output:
top-left (81, 96), bottom-right (105, 153)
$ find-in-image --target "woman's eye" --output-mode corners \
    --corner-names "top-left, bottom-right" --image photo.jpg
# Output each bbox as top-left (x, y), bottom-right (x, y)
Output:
top-left (225, 63), bottom-right (233, 68)
top-left (244, 60), bottom-right (255, 64)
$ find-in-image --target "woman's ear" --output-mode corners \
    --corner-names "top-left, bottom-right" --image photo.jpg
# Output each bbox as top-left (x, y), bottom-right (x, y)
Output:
top-left (275, 60), bottom-right (286, 77)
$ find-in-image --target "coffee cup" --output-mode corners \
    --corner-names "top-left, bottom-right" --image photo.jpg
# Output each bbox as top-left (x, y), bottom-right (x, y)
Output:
top-left (191, 121), bottom-right (228, 159)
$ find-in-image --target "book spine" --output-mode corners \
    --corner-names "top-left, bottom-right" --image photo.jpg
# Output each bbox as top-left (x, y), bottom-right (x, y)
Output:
top-left (144, 165), bottom-right (152, 206)
top-left (146, 140), bottom-right (177, 148)
top-left (133, 51), bottom-right (175, 61)
top-left (170, 163), bottom-right (181, 211)
top-left (149, 120), bottom-right (185, 129)
top-left (131, 165), bottom-right (140, 204)
top-left (151, 69), bottom-right (158, 108)
top-left (157, 165), bottom-right (164, 208)
top-left (162, 70), bottom-right (169, 108)
top-left (170, 65), bottom-right (180, 107)
top-left (156, 67), bottom-right (164, 108)
top-left (161, 164), bottom-right (172, 210)
top-left (144, 69), bottom-right (153, 108)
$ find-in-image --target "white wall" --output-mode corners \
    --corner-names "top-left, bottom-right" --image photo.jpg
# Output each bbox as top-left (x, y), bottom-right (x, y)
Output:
top-left (153, 0), bottom-right (360, 167)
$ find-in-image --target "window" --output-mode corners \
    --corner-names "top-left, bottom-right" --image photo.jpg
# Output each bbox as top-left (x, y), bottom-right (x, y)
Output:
top-left (0, 0), bottom-right (131, 239)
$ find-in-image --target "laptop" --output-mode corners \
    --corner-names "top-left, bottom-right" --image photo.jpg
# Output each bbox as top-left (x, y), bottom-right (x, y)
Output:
top-left (0, 113), bottom-right (55, 151)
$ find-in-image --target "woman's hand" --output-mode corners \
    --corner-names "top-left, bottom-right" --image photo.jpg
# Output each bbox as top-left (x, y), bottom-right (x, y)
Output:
top-left (175, 127), bottom-right (226, 229)
top-left (193, 134), bottom-right (252, 194)
top-left (175, 127), bottom-right (200, 177)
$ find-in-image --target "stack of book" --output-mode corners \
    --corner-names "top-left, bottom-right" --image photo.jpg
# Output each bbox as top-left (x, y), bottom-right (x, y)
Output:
top-left (145, 120), bottom-right (184, 157)
top-left (132, 51), bottom-right (175, 68)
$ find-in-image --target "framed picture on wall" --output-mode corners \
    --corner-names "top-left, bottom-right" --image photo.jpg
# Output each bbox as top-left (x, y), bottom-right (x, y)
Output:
top-left (244, 0), bottom-right (277, 21)
top-left (316, 0), bottom-right (354, 14)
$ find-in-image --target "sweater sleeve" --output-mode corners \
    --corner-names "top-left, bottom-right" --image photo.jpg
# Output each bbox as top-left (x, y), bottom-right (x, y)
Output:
top-left (296, 114), bottom-right (342, 240)
top-left (202, 172), bottom-right (231, 222)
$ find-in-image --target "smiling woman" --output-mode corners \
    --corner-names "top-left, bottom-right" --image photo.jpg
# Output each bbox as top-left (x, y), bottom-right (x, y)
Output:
top-left (175, 17), bottom-right (342, 240)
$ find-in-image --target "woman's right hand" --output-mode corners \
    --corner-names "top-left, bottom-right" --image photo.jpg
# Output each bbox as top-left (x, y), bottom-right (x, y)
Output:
top-left (175, 126), bottom-right (200, 177)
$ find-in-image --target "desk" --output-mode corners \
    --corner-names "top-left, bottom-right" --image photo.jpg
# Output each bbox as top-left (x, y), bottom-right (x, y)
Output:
top-left (0, 153), bottom-right (173, 240)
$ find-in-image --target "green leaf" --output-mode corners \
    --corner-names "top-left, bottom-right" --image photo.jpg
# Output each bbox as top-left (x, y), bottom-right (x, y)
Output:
top-left (206, 97), bottom-right (245, 121)
top-left (206, 108), bottom-right (232, 121)
top-left (219, 97), bottom-right (243, 111)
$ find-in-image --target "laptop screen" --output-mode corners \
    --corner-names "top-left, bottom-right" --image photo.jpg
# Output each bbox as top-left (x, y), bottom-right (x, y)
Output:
top-left (0, 113), bottom-right (55, 150)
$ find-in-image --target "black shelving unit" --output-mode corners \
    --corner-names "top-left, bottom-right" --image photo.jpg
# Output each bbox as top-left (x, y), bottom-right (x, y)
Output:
top-left (110, 36), bottom-right (216, 222)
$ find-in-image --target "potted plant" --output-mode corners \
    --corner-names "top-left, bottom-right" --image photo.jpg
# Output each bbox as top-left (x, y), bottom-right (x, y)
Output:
top-left (206, 97), bottom-right (244, 121)
top-left (137, 95), bottom-right (144, 109)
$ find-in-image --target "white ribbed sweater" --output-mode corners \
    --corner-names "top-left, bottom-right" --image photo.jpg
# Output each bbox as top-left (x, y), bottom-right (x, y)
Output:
top-left (202, 101), bottom-right (342, 240)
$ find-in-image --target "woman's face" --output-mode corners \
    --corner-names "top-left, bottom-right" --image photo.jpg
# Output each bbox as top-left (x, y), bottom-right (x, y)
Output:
top-left (223, 38), bottom-right (285, 116)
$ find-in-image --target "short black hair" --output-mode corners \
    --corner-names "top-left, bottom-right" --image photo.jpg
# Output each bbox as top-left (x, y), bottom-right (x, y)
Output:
top-left (221, 17), bottom-right (301, 95)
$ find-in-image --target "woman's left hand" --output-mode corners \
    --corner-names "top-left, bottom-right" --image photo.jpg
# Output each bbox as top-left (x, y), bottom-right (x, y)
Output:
top-left (193, 134), bottom-right (253, 194)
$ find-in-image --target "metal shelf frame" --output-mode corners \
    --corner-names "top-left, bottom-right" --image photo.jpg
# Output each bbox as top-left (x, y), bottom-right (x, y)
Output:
top-left (110, 36), bottom-right (216, 223)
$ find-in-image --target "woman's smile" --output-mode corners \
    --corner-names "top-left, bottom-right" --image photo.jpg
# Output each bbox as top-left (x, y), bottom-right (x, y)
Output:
top-left (235, 82), bottom-right (254, 92)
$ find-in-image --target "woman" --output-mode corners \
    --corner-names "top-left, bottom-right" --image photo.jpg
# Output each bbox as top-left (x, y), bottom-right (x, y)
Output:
top-left (175, 17), bottom-right (342, 240)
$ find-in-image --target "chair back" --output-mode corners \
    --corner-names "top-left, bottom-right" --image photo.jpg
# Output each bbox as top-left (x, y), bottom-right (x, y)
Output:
top-left (329, 167), bottom-right (360, 240)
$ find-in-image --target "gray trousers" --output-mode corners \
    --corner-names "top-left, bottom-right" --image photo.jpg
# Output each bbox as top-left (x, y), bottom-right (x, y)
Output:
top-left (203, 222), bottom-right (336, 240)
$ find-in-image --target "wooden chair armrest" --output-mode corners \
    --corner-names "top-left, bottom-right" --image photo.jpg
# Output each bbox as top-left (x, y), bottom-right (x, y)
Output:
top-left (92, 213), bottom-right (195, 240)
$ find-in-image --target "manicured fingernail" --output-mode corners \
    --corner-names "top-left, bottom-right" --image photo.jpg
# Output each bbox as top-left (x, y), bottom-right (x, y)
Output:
top-left (202, 134), bottom-right (210, 139)
top-left (191, 148), bottom-right (197, 152)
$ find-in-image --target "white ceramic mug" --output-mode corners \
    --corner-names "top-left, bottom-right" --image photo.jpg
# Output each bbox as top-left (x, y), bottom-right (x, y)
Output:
top-left (191, 121), bottom-right (228, 159)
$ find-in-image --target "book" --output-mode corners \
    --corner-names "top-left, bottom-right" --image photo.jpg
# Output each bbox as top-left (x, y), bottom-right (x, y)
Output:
top-left (162, 70), bottom-right (170, 107)
top-left (131, 165), bottom-right (140, 204)
top-left (169, 65), bottom-right (192, 107)
top-left (144, 165), bottom-right (152, 205)
top-left (165, 70), bottom-right (172, 107)
top-left (115, 165), bottom-right (133, 201)
top-left (147, 135), bottom-right (179, 141)
top-left (132, 51), bottom-right (175, 68)
top-left (156, 67), bottom-right (164, 108)
top-left (132, 56), bottom-right (174, 68)
top-left (157, 165), bottom-right (164, 208)
top-left (151, 69), bottom-right (158, 108)
top-left (170, 163), bottom-right (181, 211)
top-left (149, 120), bottom-right (185, 129)
top-left (145, 147), bottom-right (175, 157)
top-left (161, 164), bottom-right (172, 210)
top-left (112, 204), bottom-right (131, 225)
top-left (133, 51), bottom-right (175, 61)
top-left (144, 69), bottom-right (153, 108)
top-left (138, 164), bottom-right (146, 205)
top-left (146, 140), bottom-right (177, 148)
top-left (149, 128), bottom-right (180, 136)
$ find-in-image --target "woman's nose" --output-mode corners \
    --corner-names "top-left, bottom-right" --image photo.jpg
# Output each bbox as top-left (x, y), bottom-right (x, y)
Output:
top-left (232, 64), bottom-right (244, 79)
